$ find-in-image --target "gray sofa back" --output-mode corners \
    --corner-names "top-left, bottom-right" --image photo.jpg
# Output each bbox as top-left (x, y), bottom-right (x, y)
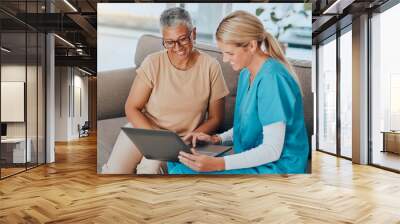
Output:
top-left (98, 34), bottom-right (313, 143)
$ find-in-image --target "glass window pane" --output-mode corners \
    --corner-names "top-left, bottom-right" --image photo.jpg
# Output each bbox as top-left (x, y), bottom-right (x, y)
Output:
top-left (340, 30), bottom-right (352, 158)
top-left (38, 33), bottom-right (45, 165)
top-left (1, 1), bottom-right (46, 179)
top-left (1, 30), bottom-right (27, 177)
top-left (26, 0), bottom-right (39, 169)
top-left (318, 38), bottom-right (337, 154)
top-left (97, 3), bottom-right (168, 71)
top-left (371, 3), bottom-right (400, 171)
top-left (186, 3), bottom-right (224, 44)
top-left (27, 31), bottom-right (38, 169)
top-left (231, 3), bottom-right (312, 61)
top-left (98, 3), bottom-right (312, 72)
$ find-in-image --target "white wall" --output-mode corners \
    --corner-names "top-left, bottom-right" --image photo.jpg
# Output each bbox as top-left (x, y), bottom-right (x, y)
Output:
top-left (72, 73), bottom-right (89, 138)
top-left (1, 65), bottom-right (37, 138)
top-left (54, 67), bottom-right (89, 141)
top-left (1, 82), bottom-right (25, 122)
top-left (1, 63), bottom-right (46, 164)
top-left (55, 67), bottom-right (69, 141)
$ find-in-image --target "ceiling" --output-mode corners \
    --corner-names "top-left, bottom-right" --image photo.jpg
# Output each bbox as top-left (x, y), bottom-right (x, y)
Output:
top-left (1, 0), bottom-right (397, 72)
top-left (310, 0), bottom-right (391, 44)
top-left (0, 0), bottom-right (160, 73)
top-left (0, 0), bottom-right (101, 73)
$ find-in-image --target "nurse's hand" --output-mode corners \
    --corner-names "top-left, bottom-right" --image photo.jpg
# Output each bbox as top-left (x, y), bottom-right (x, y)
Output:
top-left (183, 132), bottom-right (221, 147)
top-left (178, 148), bottom-right (225, 172)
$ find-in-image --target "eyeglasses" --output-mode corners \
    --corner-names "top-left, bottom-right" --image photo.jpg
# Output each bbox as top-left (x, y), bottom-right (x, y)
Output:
top-left (162, 31), bottom-right (193, 49)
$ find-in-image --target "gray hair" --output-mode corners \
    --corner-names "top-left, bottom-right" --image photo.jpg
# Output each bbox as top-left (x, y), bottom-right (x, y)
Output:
top-left (160, 7), bottom-right (193, 30)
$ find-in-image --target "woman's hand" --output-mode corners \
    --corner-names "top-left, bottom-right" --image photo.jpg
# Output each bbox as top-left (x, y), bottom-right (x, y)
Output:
top-left (178, 148), bottom-right (225, 172)
top-left (183, 132), bottom-right (221, 147)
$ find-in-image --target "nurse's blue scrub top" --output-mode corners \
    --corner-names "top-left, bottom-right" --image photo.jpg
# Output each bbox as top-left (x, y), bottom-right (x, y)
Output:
top-left (168, 58), bottom-right (309, 174)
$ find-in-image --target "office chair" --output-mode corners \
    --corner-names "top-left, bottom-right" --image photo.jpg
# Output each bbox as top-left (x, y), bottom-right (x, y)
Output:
top-left (78, 121), bottom-right (90, 138)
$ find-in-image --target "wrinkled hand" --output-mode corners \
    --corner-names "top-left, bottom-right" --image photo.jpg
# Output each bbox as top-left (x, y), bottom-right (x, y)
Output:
top-left (183, 132), bottom-right (221, 147)
top-left (178, 148), bottom-right (225, 172)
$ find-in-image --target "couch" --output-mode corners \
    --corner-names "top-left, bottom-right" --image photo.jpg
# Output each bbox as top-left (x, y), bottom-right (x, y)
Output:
top-left (97, 34), bottom-right (313, 173)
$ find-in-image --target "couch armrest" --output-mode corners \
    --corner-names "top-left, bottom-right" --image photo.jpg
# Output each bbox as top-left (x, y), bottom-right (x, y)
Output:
top-left (97, 67), bottom-right (137, 120)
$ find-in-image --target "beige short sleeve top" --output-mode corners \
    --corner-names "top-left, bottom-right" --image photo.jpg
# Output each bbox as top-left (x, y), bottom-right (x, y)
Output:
top-left (135, 50), bottom-right (229, 136)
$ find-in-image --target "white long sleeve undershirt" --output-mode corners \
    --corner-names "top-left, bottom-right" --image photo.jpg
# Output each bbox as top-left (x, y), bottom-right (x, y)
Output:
top-left (217, 122), bottom-right (286, 170)
top-left (218, 128), bottom-right (234, 145)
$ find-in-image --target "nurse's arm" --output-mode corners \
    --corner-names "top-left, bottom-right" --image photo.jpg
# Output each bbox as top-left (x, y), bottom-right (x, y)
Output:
top-left (223, 122), bottom-right (286, 170)
top-left (217, 128), bottom-right (234, 145)
top-left (178, 148), bottom-right (225, 172)
top-left (193, 98), bottom-right (225, 134)
top-left (125, 77), bottom-right (160, 130)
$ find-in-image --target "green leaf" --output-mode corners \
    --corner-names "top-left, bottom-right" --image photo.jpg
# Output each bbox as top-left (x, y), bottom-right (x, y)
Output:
top-left (270, 12), bottom-right (281, 23)
top-left (283, 24), bottom-right (293, 32)
top-left (255, 8), bottom-right (264, 16)
top-left (304, 3), bottom-right (312, 11)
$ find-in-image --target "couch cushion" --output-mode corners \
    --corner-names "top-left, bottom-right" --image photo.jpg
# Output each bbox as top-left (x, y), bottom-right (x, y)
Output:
top-left (291, 60), bottom-right (313, 138)
top-left (134, 35), bottom-right (164, 68)
top-left (97, 67), bottom-right (136, 120)
top-left (97, 117), bottom-right (128, 173)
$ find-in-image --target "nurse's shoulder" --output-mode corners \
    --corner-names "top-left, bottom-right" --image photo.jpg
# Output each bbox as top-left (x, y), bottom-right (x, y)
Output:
top-left (263, 58), bottom-right (291, 78)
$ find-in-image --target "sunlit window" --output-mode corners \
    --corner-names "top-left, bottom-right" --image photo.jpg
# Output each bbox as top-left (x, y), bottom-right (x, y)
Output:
top-left (98, 3), bottom-right (311, 72)
top-left (340, 29), bottom-right (352, 158)
top-left (371, 2), bottom-right (400, 171)
top-left (318, 37), bottom-right (337, 155)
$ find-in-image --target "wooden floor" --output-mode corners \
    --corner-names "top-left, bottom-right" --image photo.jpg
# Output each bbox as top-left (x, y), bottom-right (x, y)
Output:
top-left (1, 163), bottom-right (45, 178)
top-left (1, 135), bottom-right (400, 223)
top-left (372, 150), bottom-right (400, 171)
top-left (1, 167), bottom-right (26, 178)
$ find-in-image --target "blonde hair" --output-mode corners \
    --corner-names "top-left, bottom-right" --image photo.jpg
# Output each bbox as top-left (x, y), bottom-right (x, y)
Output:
top-left (216, 10), bottom-right (302, 93)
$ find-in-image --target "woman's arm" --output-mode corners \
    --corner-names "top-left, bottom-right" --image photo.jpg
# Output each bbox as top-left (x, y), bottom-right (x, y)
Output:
top-left (193, 98), bottom-right (225, 134)
top-left (125, 77), bottom-right (159, 130)
top-left (182, 127), bottom-right (233, 147)
top-left (217, 128), bottom-right (233, 145)
top-left (223, 122), bottom-right (285, 170)
top-left (178, 122), bottom-right (285, 172)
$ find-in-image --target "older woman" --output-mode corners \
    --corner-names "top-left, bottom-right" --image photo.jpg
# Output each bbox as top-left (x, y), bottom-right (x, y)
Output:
top-left (102, 7), bottom-right (229, 174)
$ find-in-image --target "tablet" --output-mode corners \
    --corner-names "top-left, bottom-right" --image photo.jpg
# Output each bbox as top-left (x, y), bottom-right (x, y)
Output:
top-left (121, 127), bottom-right (232, 162)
